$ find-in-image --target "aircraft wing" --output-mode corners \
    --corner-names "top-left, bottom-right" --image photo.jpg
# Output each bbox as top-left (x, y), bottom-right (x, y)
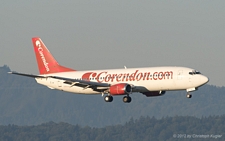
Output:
top-left (49, 76), bottom-right (110, 88)
top-left (8, 72), bottom-right (46, 78)
top-left (9, 72), bottom-right (110, 89)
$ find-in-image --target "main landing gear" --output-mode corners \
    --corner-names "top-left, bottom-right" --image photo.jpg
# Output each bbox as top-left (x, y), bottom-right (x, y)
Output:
top-left (104, 95), bottom-right (113, 102)
top-left (104, 95), bottom-right (132, 103)
top-left (123, 95), bottom-right (132, 103)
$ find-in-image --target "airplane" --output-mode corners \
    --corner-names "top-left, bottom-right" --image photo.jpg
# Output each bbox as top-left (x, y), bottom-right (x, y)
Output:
top-left (9, 37), bottom-right (209, 103)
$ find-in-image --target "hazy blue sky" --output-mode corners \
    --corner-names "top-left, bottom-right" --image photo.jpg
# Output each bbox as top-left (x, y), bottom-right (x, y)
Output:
top-left (1, 1), bottom-right (225, 86)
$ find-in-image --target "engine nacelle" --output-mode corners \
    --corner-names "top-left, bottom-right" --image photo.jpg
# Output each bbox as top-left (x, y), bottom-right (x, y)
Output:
top-left (142, 91), bottom-right (166, 97)
top-left (109, 83), bottom-right (132, 95)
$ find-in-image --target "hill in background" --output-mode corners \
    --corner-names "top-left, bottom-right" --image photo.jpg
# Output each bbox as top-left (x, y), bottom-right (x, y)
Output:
top-left (0, 116), bottom-right (224, 141)
top-left (0, 65), bottom-right (224, 127)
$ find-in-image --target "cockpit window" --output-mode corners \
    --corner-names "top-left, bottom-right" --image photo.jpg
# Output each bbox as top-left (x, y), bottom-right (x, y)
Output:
top-left (189, 72), bottom-right (193, 75)
top-left (189, 70), bottom-right (201, 75)
top-left (196, 71), bottom-right (201, 74)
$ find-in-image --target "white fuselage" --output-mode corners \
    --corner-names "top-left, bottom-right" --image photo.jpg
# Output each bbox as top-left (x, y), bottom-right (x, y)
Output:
top-left (35, 66), bottom-right (209, 95)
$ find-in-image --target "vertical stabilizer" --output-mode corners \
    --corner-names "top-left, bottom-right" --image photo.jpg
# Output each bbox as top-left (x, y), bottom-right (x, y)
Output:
top-left (32, 37), bottom-right (75, 74)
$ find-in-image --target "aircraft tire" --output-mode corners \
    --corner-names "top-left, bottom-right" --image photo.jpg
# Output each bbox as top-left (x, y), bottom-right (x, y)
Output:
top-left (123, 96), bottom-right (132, 103)
top-left (186, 94), bottom-right (192, 98)
top-left (104, 96), bottom-right (113, 102)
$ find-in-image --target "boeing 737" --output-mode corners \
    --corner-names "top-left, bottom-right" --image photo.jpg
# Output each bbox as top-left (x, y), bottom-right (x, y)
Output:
top-left (9, 37), bottom-right (209, 103)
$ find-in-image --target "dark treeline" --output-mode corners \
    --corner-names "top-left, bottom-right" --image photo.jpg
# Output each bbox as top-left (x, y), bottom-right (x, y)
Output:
top-left (0, 115), bottom-right (224, 141)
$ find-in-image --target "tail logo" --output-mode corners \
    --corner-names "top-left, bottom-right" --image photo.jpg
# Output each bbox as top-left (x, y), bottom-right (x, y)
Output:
top-left (35, 40), bottom-right (50, 72)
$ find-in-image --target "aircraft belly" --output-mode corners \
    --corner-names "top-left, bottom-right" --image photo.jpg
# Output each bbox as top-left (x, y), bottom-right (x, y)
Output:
top-left (132, 79), bottom-right (188, 92)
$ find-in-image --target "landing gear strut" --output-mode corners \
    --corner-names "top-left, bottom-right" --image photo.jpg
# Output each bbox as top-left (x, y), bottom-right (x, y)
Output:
top-left (123, 95), bottom-right (132, 103)
top-left (104, 95), bottom-right (113, 102)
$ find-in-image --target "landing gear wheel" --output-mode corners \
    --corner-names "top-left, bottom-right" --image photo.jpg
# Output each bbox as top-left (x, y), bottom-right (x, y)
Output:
top-left (123, 96), bottom-right (132, 103)
top-left (104, 96), bottom-right (113, 102)
top-left (186, 94), bottom-right (192, 98)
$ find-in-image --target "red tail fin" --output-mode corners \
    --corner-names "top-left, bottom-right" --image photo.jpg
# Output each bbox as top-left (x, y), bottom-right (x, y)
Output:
top-left (32, 37), bottom-right (75, 74)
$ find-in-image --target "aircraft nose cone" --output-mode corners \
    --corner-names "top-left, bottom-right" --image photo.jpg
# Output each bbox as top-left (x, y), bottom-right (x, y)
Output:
top-left (201, 75), bottom-right (209, 84)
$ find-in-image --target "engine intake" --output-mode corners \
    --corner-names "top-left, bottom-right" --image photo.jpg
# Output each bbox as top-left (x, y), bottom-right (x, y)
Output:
top-left (109, 83), bottom-right (132, 95)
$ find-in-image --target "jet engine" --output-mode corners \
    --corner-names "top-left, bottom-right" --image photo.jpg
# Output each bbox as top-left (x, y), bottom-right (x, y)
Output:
top-left (109, 83), bottom-right (132, 95)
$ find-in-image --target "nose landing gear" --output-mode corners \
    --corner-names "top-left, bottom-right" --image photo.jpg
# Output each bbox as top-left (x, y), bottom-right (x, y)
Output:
top-left (186, 93), bottom-right (192, 98)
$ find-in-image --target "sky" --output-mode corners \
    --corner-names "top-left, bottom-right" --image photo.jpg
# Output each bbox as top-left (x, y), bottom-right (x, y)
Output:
top-left (1, 1), bottom-right (225, 86)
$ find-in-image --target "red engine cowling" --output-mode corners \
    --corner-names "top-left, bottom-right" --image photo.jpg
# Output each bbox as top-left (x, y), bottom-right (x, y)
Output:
top-left (109, 83), bottom-right (132, 95)
top-left (142, 91), bottom-right (166, 97)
